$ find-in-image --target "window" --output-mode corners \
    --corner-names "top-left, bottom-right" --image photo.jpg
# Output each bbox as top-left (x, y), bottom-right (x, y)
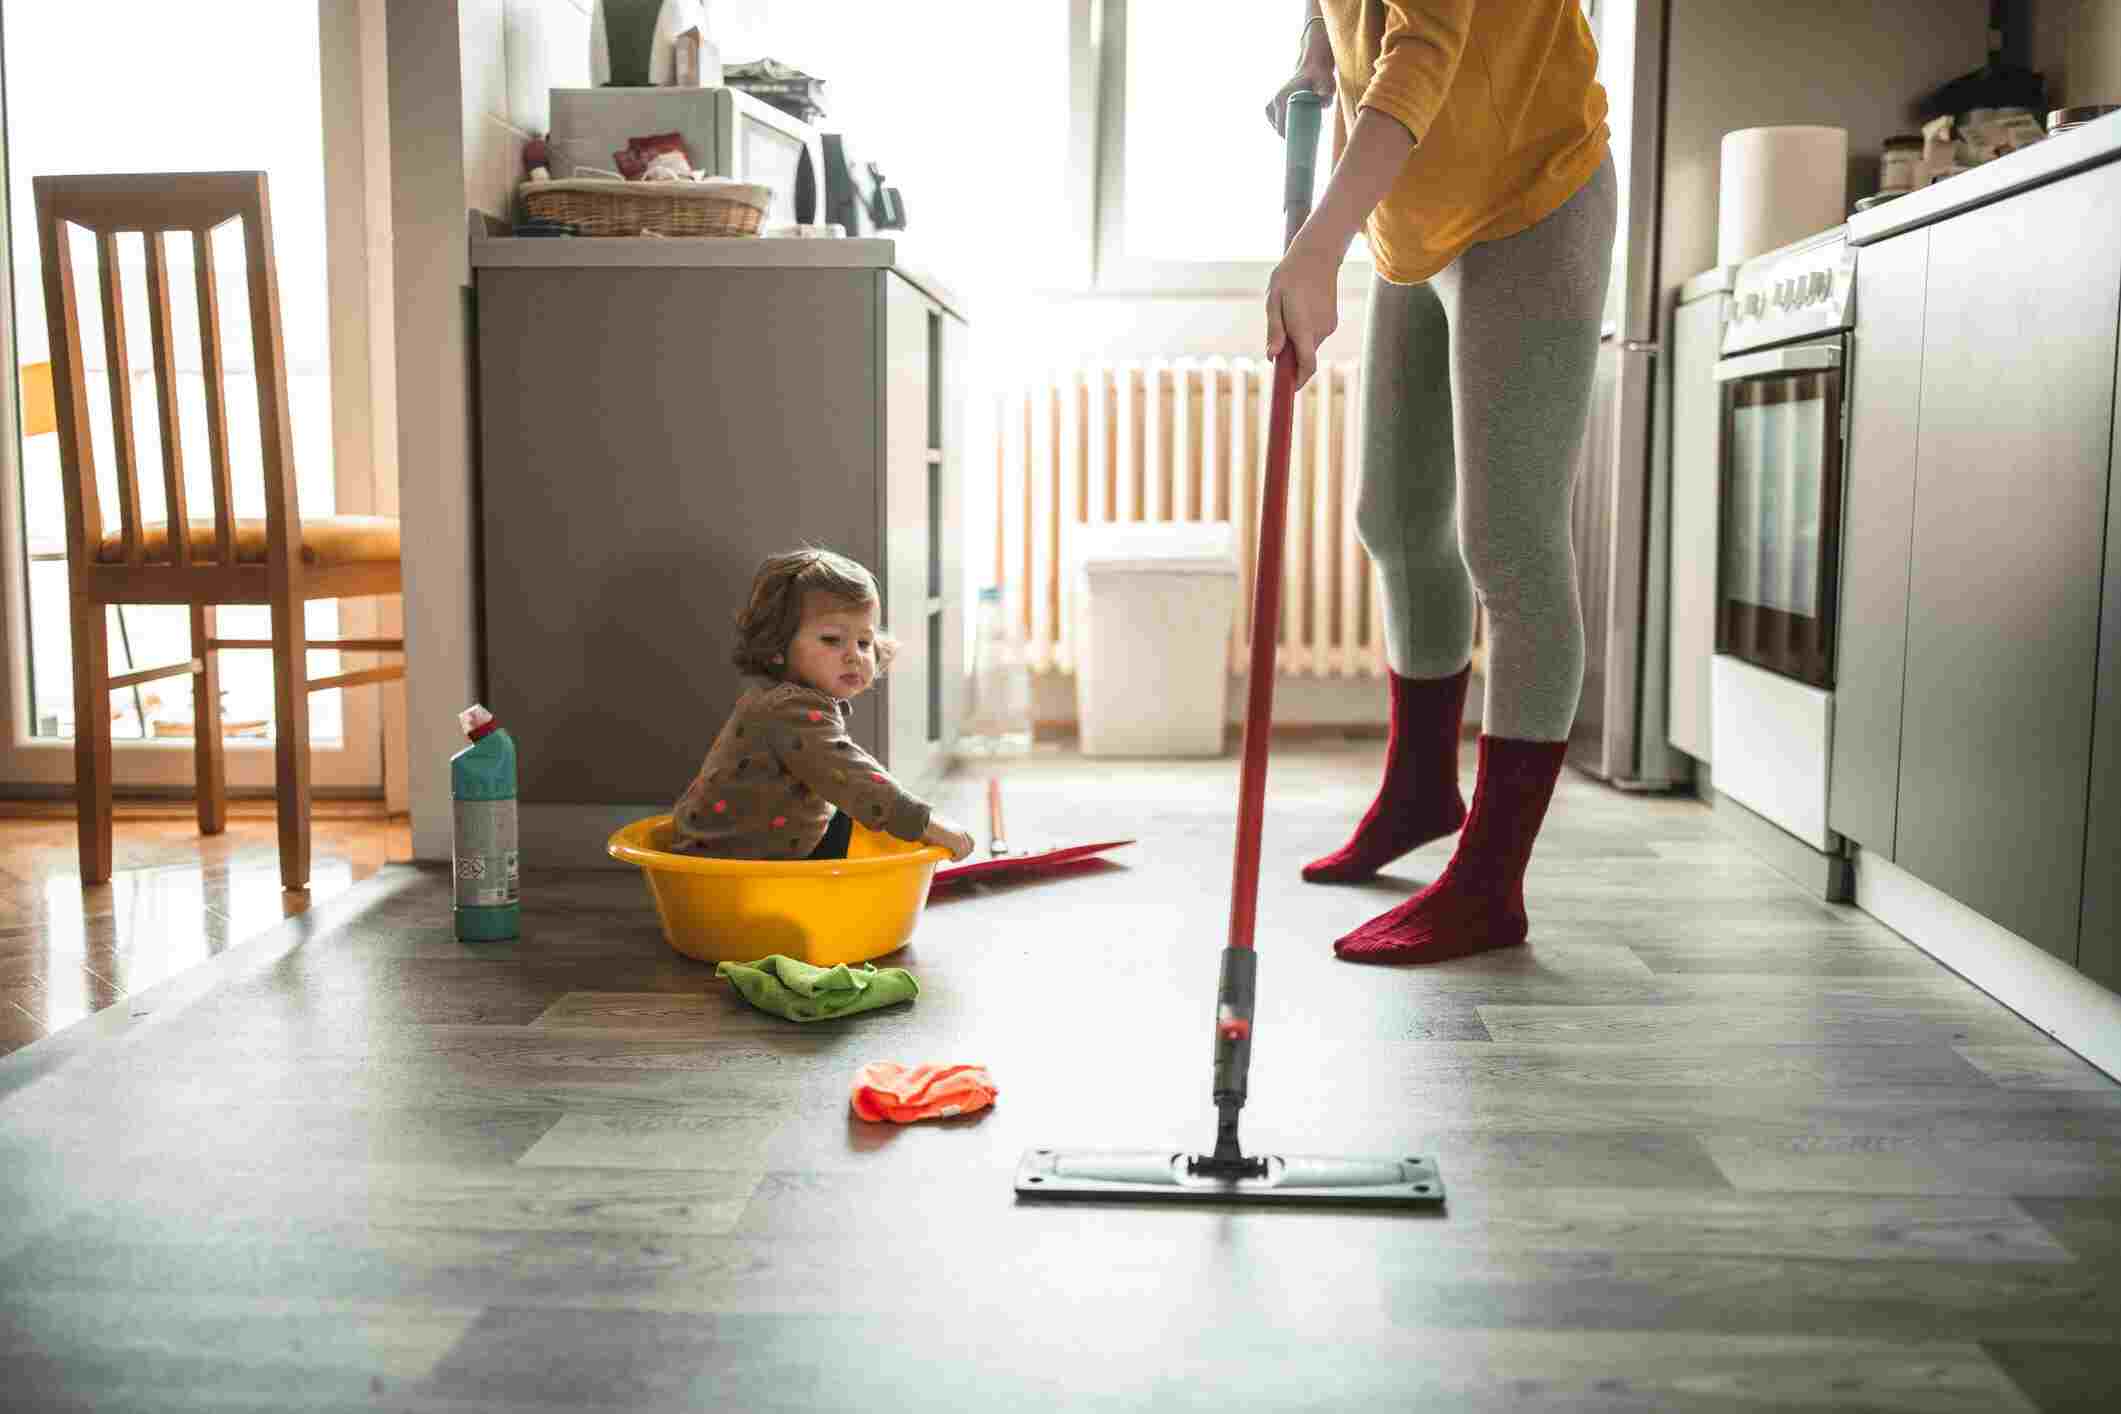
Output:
top-left (2, 2), bottom-right (344, 759)
top-left (1094, 0), bottom-right (1368, 292)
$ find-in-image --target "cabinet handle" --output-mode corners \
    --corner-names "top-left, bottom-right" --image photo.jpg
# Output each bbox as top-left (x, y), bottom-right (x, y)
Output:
top-left (1715, 344), bottom-right (1842, 383)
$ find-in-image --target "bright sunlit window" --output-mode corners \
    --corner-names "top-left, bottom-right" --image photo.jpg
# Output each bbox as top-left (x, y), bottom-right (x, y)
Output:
top-left (1122, 3), bottom-right (1336, 264)
top-left (3, 1), bottom-right (342, 747)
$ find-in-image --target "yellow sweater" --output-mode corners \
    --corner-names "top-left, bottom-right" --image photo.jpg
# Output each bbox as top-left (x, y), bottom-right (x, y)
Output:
top-left (1320, 0), bottom-right (1610, 283)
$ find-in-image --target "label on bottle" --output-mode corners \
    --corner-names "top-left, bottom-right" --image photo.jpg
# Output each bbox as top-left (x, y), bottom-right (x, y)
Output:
top-left (453, 798), bottom-right (519, 908)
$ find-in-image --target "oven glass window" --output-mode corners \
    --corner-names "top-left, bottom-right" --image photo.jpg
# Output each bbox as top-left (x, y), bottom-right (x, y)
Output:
top-left (1725, 374), bottom-right (1827, 618)
top-left (1718, 365), bottom-right (1843, 688)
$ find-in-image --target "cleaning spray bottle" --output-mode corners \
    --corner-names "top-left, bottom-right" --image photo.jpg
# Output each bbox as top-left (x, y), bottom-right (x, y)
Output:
top-left (452, 704), bottom-right (519, 940)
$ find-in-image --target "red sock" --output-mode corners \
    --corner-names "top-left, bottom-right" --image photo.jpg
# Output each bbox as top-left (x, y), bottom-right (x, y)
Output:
top-left (1333, 735), bottom-right (1567, 964)
top-left (1302, 665), bottom-right (1469, 884)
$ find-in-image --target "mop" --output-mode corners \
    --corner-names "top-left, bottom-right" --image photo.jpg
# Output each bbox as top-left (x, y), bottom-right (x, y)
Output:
top-left (1015, 92), bottom-right (1444, 1206)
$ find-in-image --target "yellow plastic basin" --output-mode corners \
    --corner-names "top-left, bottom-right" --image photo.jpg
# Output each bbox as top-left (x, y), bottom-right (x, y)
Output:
top-left (607, 815), bottom-right (949, 967)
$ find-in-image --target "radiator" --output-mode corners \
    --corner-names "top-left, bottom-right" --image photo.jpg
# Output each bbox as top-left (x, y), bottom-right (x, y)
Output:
top-left (987, 358), bottom-right (1399, 680)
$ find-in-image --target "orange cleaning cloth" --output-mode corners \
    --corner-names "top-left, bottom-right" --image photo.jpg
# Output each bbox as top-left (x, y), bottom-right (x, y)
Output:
top-left (849, 1062), bottom-right (998, 1123)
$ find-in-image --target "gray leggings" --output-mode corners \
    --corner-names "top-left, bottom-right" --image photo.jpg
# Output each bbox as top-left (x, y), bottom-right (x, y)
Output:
top-left (1358, 155), bottom-right (1616, 742)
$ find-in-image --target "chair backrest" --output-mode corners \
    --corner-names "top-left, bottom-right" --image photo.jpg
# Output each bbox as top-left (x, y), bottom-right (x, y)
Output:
top-left (31, 171), bottom-right (300, 580)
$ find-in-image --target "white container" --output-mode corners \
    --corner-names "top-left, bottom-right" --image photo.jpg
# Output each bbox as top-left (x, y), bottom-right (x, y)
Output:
top-left (1072, 522), bottom-right (1240, 758)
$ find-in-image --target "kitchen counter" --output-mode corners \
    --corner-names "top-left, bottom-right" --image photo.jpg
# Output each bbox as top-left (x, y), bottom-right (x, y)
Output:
top-left (470, 233), bottom-right (965, 322)
top-left (1848, 109), bottom-right (2121, 246)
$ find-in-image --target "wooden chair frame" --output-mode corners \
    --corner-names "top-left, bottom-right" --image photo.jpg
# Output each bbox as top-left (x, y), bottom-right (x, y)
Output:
top-left (32, 171), bottom-right (404, 891)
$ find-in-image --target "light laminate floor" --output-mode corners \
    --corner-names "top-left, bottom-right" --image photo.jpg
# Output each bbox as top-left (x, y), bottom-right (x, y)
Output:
top-left (0, 801), bottom-right (411, 1054)
top-left (2, 745), bottom-right (2116, 1413)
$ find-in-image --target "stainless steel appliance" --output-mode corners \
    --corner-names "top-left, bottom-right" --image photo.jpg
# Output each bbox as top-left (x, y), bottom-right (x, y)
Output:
top-left (1715, 231), bottom-right (1853, 688)
top-left (1664, 265), bottom-right (1735, 763)
top-left (1566, 0), bottom-right (1993, 789)
top-left (1709, 227), bottom-right (1855, 868)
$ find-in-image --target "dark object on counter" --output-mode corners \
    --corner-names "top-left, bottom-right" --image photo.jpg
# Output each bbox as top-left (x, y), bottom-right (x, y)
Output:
top-left (592, 0), bottom-right (663, 87)
top-left (513, 218), bottom-right (580, 238)
top-left (1917, 0), bottom-right (2046, 122)
top-left (725, 57), bottom-right (828, 124)
top-left (822, 134), bottom-right (908, 235)
top-left (2049, 105), bottom-right (2119, 135)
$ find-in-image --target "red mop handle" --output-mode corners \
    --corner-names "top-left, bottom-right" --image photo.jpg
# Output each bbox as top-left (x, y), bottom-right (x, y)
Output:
top-left (1226, 348), bottom-right (1299, 954)
top-left (1225, 85), bottom-right (1321, 957)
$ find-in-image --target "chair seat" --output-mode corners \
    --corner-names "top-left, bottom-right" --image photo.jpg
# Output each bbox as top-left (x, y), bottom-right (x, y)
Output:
top-left (96, 515), bottom-right (400, 567)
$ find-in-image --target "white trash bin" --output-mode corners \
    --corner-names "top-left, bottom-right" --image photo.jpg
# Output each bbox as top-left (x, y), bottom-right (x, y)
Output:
top-left (1072, 522), bottom-right (1241, 757)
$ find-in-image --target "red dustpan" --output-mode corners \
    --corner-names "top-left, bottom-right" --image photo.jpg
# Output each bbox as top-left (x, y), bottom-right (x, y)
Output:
top-left (933, 777), bottom-right (1132, 886)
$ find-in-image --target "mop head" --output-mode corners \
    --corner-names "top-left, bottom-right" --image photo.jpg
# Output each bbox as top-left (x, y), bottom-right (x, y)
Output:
top-left (1015, 1148), bottom-right (1444, 1205)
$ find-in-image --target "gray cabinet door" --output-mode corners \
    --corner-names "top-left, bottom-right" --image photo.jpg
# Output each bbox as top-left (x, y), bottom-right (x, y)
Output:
top-left (476, 266), bottom-right (886, 804)
top-left (1895, 163), bottom-right (2121, 961)
top-left (879, 273), bottom-right (941, 796)
top-left (1828, 229), bottom-right (1928, 859)
top-left (2084, 310), bottom-right (2121, 991)
top-left (1665, 292), bottom-right (1724, 762)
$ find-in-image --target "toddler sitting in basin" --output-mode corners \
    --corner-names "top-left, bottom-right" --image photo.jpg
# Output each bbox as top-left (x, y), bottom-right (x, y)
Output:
top-left (671, 547), bottom-right (974, 862)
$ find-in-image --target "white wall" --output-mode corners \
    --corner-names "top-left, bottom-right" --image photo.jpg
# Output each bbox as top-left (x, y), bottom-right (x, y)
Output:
top-left (320, 0), bottom-right (407, 813)
top-left (390, 0), bottom-right (592, 861)
top-left (462, 0), bottom-right (593, 230)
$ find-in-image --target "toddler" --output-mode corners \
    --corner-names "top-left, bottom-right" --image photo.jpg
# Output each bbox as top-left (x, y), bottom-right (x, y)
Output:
top-left (672, 548), bottom-right (974, 862)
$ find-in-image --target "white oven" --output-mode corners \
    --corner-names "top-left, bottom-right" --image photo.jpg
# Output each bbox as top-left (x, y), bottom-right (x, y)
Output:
top-left (1710, 227), bottom-right (1854, 856)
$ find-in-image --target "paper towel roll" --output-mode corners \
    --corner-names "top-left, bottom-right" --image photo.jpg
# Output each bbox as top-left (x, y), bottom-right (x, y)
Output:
top-left (1718, 126), bottom-right (1848, 266)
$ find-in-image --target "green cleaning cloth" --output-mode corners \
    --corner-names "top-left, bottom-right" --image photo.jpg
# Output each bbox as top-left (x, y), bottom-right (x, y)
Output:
top-left (714, 954), bottom-right (920, 1023)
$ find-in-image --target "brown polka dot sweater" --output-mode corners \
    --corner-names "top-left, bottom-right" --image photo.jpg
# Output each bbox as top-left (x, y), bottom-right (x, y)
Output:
top-left (670, 677), bottom-right (933, 859)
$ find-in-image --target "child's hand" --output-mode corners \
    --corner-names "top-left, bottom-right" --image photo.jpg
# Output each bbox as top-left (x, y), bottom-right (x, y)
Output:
top-left (924, 815), bottom-right (976, 862)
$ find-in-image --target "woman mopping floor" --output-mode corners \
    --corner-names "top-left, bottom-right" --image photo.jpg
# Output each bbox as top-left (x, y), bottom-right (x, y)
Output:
top-left (1019, 0), bottom-right (1615, 1202)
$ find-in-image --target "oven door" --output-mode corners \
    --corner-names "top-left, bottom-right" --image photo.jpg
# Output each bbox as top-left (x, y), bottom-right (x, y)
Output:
top-left (1714, 339), bottom-right (1846, 689)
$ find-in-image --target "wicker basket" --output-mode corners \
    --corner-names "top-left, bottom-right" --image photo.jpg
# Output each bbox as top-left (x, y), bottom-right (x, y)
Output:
top-left (519, 177), bottom-right (771, 238)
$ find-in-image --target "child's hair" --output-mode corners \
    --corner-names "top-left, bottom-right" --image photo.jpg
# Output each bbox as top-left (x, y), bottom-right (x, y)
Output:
top-left (733, 546), bottom-right (899, 677)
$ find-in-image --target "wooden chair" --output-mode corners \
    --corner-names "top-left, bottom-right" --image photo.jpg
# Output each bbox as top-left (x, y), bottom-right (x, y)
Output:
top-left (33, 172), bottom-right (404, 892)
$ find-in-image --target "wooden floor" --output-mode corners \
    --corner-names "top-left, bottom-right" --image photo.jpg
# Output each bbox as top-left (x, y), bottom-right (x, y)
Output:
top-left (0, 801), bottom-right (411, 1055)
top-left (2, 746), bottom-right (2117, 1413)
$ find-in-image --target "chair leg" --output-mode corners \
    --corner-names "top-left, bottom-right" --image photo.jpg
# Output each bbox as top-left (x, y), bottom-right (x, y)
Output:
top-left (191, 604), bottom-right (227, 835)
top-left (269, 596), bottom-right (311, 891)
top-left (71, 598), bottom-right (114, 884)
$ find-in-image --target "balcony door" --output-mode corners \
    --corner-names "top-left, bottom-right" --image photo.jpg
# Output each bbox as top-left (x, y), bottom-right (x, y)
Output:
top-left (0, 1), bottom-right (395, 797)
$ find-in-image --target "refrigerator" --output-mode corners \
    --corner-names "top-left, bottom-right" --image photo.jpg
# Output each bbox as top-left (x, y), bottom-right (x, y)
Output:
top-left (1567, 0), bottom-right (1684, 790)
top-left (1564, 0), bottom-right (1994, 789)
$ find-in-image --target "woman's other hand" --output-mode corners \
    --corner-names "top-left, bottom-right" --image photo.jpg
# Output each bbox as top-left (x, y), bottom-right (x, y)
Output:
top-left (1264, 20), bottom-right (1334, 137)
top-left (1266, 237), bottom-right (1339, 390)
top-left (923, 815), bottom-right (976, 862)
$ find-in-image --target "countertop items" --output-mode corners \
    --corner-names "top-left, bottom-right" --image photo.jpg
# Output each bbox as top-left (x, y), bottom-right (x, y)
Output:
top-left (1849, 108), bottom-right (2121, 245)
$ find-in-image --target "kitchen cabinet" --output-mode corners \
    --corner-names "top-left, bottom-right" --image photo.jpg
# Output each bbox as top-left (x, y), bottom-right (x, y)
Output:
top-left (2084, 340), bottom-right (2121, 992)
top-left (1893, 163), bottom-right (2119, 963)
top-left (1827, 228), bottom-right (1927, 859)
top-left (471, 241), bottom-right (964, 863)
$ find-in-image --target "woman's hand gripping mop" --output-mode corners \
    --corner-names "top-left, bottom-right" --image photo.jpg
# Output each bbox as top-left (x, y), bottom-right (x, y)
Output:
top-left (1014, 91), bottom-right (1443, 1206)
